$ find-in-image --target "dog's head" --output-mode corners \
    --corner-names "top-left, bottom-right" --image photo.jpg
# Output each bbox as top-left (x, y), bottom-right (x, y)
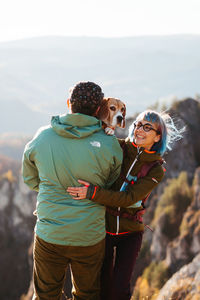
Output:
top-left (97, 97), bottom-right (126, 129)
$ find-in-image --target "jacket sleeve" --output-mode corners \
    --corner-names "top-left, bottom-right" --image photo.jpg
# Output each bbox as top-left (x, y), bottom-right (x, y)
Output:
top-left (104, 137), bottom-right (123, 189)
top-left (92, 164), bottom-right (164, 207)
top-left (22, 146), bottom-right (40, 192)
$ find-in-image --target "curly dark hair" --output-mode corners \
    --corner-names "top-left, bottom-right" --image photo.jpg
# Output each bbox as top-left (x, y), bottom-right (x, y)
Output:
top-left (69, 81), bottom-right (104, 116)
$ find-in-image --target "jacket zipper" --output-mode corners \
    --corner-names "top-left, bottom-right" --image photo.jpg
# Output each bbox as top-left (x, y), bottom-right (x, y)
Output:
top-left (116, 147), bottom-right (143, 235)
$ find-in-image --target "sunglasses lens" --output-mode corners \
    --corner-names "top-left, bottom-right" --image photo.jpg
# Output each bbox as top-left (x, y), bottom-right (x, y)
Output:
top-left (143, 125), bottom-right (151, 132)
top-left (134, 122), bottom-right (157, 132)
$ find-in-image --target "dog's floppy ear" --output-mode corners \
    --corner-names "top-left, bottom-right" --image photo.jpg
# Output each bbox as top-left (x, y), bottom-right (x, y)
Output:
top-left (122, 104), bottom-right (126, 128)
top-left (96, 98), bottom-right (110, 121)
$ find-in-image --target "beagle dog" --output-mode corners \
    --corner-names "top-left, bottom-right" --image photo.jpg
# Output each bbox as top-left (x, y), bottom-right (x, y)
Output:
top-left (97, 97), bottom-right (126, 135)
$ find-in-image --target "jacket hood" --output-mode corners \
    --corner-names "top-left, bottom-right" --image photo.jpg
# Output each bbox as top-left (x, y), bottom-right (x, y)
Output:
top-left (51, 113), bottom-right (102, 138)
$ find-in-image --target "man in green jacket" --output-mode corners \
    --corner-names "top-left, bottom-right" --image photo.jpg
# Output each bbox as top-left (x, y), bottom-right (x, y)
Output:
top-left (22, 81), bottom-right (123, 300)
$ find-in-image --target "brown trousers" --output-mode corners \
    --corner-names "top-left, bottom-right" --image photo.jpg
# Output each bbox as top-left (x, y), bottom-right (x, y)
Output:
top-left (32, 235), bottom-right (105, 300)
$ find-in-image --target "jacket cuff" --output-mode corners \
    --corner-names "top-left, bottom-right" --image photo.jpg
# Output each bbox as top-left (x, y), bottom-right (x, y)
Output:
top-left (86, 184), bottom-right (98, 200)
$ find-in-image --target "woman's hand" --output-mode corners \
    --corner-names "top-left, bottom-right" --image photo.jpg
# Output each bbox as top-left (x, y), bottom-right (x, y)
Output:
top-left (67, 180), bottom-right (90, 199)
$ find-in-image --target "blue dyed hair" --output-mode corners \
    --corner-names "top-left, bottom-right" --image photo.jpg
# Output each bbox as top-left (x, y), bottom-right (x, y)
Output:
top-left (128, 110), bottom-right (184, 156)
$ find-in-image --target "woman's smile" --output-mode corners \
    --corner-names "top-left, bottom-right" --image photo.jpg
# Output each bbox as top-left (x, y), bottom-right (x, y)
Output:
top-left (134, 120), bottom-right (160, 150)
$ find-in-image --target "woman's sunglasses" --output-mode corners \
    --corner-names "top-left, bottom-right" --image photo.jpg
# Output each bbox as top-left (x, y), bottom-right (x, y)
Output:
top-left (134, 121), bottom-right (160, 134)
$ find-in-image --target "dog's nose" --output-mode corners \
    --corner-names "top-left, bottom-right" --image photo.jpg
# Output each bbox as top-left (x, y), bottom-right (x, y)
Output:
top-left (117, 116), bottom-right (123, 123)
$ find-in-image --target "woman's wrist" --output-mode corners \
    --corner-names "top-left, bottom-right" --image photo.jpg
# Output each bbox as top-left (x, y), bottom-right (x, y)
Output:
top-left (86, 184), bottom-right (98, 200)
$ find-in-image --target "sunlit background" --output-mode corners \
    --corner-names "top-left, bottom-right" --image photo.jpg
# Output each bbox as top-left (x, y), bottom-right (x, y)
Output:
top-left (1, 0), bottom-right (200, 135)
top-left (1, 0), bottom-right (200, 41)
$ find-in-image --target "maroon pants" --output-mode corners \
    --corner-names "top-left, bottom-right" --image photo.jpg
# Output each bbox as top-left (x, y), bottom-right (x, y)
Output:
top-left (100, 231), bottom-right (143, 300)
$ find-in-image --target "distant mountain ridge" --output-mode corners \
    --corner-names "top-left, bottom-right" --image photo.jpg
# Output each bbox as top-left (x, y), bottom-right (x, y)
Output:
top-left (1, 35), bottom-right (200, 134)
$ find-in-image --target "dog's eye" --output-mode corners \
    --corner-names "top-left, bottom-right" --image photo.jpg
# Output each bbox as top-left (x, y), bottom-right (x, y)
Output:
top-left (121, 107), bottom-right (125, 112)
top-left (110, 106), bottom-right (116, 111)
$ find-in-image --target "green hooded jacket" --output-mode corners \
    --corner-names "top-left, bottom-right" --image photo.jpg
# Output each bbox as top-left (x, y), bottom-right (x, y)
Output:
top-left (90, 139), bottom-right (165, 233)
top-left (22, 113), bottom-right (123, 246)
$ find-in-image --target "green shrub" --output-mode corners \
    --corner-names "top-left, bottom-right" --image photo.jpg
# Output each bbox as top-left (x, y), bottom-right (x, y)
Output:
top-left (153, 172), bottom-right (192, 239)
top-left (143, 261), bottom-right (170, 290)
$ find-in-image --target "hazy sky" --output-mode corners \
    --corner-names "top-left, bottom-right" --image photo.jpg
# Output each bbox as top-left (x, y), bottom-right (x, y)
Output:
top-left (1, 0), bottom-right (200, 42)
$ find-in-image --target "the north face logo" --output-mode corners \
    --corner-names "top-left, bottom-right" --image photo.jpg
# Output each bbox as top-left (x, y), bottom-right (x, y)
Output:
top-left (90, 141), bottom-right (101, 148)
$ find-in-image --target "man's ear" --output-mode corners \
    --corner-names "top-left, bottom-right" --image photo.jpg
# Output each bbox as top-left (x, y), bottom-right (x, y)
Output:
top-left (67, 98), bottom-right (70, 108)
top-left (67, 98), bottom-right (72, 113)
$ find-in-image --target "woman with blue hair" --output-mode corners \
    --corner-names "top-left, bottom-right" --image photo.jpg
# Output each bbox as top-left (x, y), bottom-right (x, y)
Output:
top-left (67, 109), bottom-right (184, 300)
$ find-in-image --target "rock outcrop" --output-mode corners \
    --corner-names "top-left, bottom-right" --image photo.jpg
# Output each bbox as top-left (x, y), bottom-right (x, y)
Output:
top-left (164, 98), bottom-right (200, 182)
top-left (0, 174), bottom-right (37, 300)
top-left (165, 167), bottom-right (200, 273)
top-left (156, 253), bottom-right (200, 300)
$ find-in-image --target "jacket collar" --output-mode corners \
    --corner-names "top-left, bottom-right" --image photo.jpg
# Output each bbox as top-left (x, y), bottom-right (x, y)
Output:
top-left (131, 141), bottom-right (156, 154)
top-left (125, 138), bottom-right (162, 162)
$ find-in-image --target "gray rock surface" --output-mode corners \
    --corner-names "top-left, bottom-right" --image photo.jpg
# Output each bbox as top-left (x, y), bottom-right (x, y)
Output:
top-left (156, 253), bottom-right (200, 300)
top-left (0, 174), bottom-right (36, 300)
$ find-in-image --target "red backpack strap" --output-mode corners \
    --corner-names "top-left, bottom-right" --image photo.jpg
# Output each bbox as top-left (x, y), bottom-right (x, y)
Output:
top-left (137, 159), bottom-right (163, 179)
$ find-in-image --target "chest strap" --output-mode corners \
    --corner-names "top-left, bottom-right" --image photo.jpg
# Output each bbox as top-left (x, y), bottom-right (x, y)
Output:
top-left (106, 207), bottom-right (144, 223)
